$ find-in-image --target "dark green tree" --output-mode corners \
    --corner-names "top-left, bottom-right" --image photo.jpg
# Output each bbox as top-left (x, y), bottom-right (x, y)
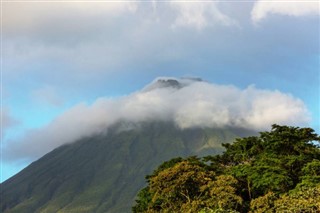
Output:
top-left (216, 124), bottom-right (320, 201)
top-left (133, 125), bottom-right (320, 212)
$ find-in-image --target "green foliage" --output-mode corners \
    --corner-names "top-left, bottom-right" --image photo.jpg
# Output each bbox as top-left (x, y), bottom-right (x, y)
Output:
top-left (252, 184), bottom-right (320, 212)
top-left (274, 184), bottom-right (320, 212)
top-left (200, 175), bottom-right (243, 211)
top-left (148, 160), bottom-right (213, 212)
top-left (133, 159), bottom-right (242, 213)
top-left (297, 159), bottom-right (320, 188)
top-left (249, 192), bottom-right (277, 213)
top-left (134, 125), bottom-right (320, 212)
top-left (132, 187), bottom-right (152, 213)
top-left (199, 208), bottom-right (240, 213)
top-left (224, 124), bottom-right (320, 200)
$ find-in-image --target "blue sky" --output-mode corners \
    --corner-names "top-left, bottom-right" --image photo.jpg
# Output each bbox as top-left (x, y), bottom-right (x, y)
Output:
top-left (1, 1), bottom-right (319, 182)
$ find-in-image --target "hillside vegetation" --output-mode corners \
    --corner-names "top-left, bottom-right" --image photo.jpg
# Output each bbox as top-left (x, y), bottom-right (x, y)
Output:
top-left (133, 125), bottom-right (320, 213)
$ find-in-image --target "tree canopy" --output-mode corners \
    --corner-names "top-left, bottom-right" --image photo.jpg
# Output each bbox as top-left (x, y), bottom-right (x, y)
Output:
top-left (133, 125), bottom-right (320, 212)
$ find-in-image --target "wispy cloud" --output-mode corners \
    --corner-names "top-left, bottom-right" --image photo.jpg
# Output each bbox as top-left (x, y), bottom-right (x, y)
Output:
top-left (1, 108), bottom-right (20, 136)
top-left (251, 1), bottom-right (320, 24)
top-left (169, 1), bottom-right (236, 30)
top-left (4, 78), bottom-right (310, 162)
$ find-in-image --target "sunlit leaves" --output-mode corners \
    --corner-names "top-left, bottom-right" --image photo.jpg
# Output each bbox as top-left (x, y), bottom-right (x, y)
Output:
top-left (133, 125), bottom-right (320, 212)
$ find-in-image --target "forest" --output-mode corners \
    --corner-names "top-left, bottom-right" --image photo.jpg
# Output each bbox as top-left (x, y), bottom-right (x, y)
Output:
top-left (133, 124), bottom-right (320, 213)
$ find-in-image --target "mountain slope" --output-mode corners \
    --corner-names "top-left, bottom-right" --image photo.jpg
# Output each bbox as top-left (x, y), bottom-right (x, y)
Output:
top-left (1, 122), bottom-right (253, 213)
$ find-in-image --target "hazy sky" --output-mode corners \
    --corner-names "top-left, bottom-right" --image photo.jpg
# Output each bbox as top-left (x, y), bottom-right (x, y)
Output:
top-left (1, 1), bottom-right (319, 182)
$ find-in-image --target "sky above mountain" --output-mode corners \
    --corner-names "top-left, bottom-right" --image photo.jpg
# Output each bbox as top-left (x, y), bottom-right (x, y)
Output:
top-left (2, 1), bottom-right (319, 182)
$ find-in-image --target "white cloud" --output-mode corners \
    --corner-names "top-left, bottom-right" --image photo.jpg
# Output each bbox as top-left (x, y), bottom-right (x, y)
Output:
top-left (251, 1), bottom-right (320, 23)
top-left (4, 78), bottom-right (310, 162)
top-left (169, 1), bottom-right (236, 30)
top-left (3, 2), bottom-right (138, 36)
top-left (3, 1), bottom-right (236, 80)
top-left (3, 1), bottom-right (232, 38)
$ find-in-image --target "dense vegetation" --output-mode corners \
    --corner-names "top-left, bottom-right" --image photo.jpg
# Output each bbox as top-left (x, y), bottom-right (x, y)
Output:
top-left (133, 125), bottom-right (320, 213)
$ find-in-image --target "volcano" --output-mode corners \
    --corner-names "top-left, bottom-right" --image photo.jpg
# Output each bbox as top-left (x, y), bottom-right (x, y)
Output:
top-left (5, 77), bottom-right (297, 212)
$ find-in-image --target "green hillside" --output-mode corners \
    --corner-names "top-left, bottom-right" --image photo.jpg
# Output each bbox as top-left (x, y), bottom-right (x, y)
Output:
top-left (1, 122), bottom-right (250, 213)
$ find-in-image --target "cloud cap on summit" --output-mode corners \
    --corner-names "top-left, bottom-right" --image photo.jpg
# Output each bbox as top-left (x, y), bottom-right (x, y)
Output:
top-left (4, 77), bottom-right (310, 162)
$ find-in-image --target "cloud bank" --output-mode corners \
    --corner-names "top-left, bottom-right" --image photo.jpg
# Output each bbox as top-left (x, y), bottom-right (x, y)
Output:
top-left (4, 1), bottom-right (318, 90)
top-left (5, 78), bottom-right (310, 161)
top-left (3, 1), bottom-right (239, 87)
top-left (3, 1), bottom-right (233, 34)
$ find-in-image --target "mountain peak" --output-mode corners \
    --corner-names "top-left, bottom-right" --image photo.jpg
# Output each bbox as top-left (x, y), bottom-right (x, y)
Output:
top-left (142, 77), bottom-right (203, 92)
